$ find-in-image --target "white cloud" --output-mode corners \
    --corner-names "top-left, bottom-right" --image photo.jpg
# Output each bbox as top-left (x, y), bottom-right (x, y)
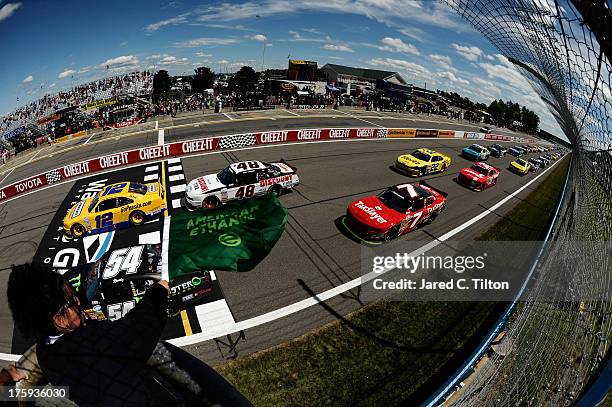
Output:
top-left (288, 30), bottom-right (301, 39)
top-left (0, 2), bottom-right (22, 22)
top-left (22, 75), bottom-right (33, 83)
top-left (249, 34), bottom-right (268, 41)
top-left (99, 55), bottom-right (139, 68)
top-left (174, 37), bottom-right (239, 47)
top-left (378, 37), bottom-right (419, 56)
top-left (48, 83), bottom-right (56, 88)
top-left (159, 56), bottom-right (190, 65)
top-left (146, 12), bottom-right (191, 32)
top-left (398, 27), bottom-right (425, 43)
top-left (195, 52), bottom-right (213, 57)
top-left (322, 43), bottom-right (353, 52)
top-left (437, 71), bottom-right (469, 85)
top-left (303, 28), bottom-right (322, 34)
top-left (58, 69), bottom-right (76, 79)
top-left (78, 66), bottom-right (90, 74)
top-left (194, 0), bottom-right (469, 31)
top-left (146, 54), bottom-right (170, 60)
top-left (451, 43), bottom-right (482, 62)
top-left (368, 57), bottom-right (430, 81)
top-left (429, 54), bottom-right (453, 66)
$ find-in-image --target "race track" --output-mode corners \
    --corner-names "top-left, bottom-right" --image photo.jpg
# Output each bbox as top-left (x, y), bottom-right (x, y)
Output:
top-left (0, 115), bottom-right (561, 362)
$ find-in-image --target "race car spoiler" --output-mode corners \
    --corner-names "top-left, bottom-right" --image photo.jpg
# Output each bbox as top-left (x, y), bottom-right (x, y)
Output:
top-left (280, 158), bottom-right (298, 172)
top-left (419, 180), bottom-right (448, 198)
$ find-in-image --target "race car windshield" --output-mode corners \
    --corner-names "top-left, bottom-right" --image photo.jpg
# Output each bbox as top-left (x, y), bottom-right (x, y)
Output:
top-left (411, 150), bottom-right (431, 161)
top-left (217, 167), bottom-right (235, 185)
top-left (378, 189), bottom-right (411, 213)
top-left (469, 145), bottom-right (482, 152)
top-left (516, 159), bottom-right (527, 166)
top-left (88, 193), bottom-right (100, 212)
top-left (470, 165), bottom-right (489, 175)
top-left (129, 183), bottom-right (147, 195)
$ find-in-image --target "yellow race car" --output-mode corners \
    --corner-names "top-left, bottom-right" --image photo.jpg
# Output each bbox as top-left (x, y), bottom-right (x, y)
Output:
top-left (508, 158), bottom-right (531, 175)
top-left (395, 148), bottom-right (452, 176)
top-left (63, 181), bottom-right (166, 238)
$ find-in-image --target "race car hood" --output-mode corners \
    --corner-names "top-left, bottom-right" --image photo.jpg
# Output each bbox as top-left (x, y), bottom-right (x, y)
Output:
top-left (462, 147), bottom-right (480, 156)
top-left (347, 195), bottom-right (405, 229)
top-left (460, 168), bottom-right (485, 181)
top-left (68, 197), bottom-right (94, 220)
top-left (397, 154), bottom-right (425, 166)
top-left (510, 161), bottom-right (527, 171)
top-left (270, 161), bottom-right (295, 174)
top-left (188, 174), bottom-right (225, 194)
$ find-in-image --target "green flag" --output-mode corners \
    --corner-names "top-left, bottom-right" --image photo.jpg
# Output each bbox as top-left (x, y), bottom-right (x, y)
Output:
top-left (168, 194), bottom-right (288, 279)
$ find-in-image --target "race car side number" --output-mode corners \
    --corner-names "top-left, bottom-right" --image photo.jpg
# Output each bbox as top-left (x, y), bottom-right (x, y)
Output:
top-left (107, 300), bottom-right (135, 321)
top-left (95, 213), bottom-right (113, 229)
top-left (102, 246), bottom-right (144, 279)
top-left (235, 185), bottom-right (255, 199)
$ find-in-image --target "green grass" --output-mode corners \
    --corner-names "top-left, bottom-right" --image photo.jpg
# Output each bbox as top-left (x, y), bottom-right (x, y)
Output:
top-left (215, 157), bottom-right (571, 407)
top-left (478, 156), bottom-right (570, 241)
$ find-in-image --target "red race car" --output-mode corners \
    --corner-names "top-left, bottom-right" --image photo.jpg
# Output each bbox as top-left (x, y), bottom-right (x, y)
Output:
top-left (345, 181), bottom-right (447, 241)
top-left (457, 162), bottom-right (500, 191)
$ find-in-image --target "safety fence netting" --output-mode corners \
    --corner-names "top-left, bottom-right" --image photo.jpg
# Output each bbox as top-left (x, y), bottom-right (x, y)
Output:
top-left (439, 0), bottom-right (612, 405)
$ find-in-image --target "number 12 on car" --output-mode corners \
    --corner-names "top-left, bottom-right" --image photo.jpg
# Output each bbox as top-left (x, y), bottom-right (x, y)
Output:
top-left (95, 213), bottom-right (113, 229)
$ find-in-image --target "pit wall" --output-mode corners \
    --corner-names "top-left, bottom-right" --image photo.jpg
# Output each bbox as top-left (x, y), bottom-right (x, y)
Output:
top-left (0, 127), bottom-right (533, 203)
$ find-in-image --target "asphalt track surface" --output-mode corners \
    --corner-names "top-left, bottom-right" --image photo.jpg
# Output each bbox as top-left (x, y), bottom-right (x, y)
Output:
top-left (0, 114), bottom-right (559, 363)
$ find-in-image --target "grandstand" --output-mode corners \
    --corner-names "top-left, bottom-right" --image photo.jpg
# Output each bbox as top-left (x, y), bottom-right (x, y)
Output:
top-left (1, 71), bottom-right (153, 137)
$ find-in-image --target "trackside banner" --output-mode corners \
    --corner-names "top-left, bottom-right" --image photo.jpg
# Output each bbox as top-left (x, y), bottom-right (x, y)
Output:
top-left (168, 194), bottom-right (288, 278)
top-left (0, 126), bottom-right (533, 203)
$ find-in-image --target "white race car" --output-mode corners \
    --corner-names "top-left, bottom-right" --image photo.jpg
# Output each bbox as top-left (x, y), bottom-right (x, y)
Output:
top-left (185, 160), bottom-right (299, 209)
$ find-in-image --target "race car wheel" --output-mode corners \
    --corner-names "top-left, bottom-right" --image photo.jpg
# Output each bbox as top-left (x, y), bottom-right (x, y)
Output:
top-left (71, 223), bottom-right (86, 238)
top-left (268, 184), bottom-right (282, 196)
top-left (385, 225), bottom-right (400, 241)
top-left (440, 164), bottom-right (447, 173)
top-left (419, 167), bottom-right (426, 176)
top-left (130, 210), bottom-right (145, 226)
top-left (203, 196), bottom-right (220, 209)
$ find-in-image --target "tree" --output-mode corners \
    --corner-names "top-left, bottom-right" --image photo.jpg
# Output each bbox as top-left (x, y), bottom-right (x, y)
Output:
top-left (228, 66), bottom-right (259, 94)
top-left (192, 66), bottom-right (215, 94)
top-left (152, 70), bottom-right (171, 102)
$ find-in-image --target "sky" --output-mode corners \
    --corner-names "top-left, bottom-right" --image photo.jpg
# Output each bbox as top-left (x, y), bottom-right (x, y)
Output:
top-left (0, 0), bottom-right (564, 136)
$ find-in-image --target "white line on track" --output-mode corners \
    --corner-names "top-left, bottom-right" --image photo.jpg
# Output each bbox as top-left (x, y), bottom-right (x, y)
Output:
top-left (170, 184), bottom-right (186, 194)
top-left (283, 109), bottom-right (300, 116)
top-left (169, 174), bottom-right (185, 182)
top-left (26, 149), bottom-right (43, 163)
top-left (222, 112), bottom-right (234, 121)
top-left (157, 129), bottom-right (165, 146)
top-left (83, 132), bottom-right (96, 145)
top-left (145, 165), bottom-right (159, 172)
top-left (167, 158), bottom-right (181, 165)
top-left (0, 167), bottom-right (15, 187)
top-left (144, 174), bottom-right (159, 182)
top-left (0, 138), bottom-right (562, 360)
top-left (168, 165), bottom-right (182, 172)
top-left (336, 109), bottom-right (383, 128)
top-left (172, 198), bottom-right (182, 209)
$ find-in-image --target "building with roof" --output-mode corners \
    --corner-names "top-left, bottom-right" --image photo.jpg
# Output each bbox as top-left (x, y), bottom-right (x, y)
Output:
top-left (320, 64), bottom-right (407, 89)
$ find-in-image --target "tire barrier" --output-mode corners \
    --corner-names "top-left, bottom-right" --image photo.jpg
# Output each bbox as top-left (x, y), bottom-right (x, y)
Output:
top-left (0, 127), bottom-right (534, 203)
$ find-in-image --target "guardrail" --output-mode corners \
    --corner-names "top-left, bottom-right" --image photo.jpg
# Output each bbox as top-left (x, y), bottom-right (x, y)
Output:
top-left (0, 127), bottom-right (535, 203)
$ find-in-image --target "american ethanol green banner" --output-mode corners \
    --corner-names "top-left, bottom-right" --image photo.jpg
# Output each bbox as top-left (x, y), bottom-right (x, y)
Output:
top-left (168, 194), bottom-right (288, 279)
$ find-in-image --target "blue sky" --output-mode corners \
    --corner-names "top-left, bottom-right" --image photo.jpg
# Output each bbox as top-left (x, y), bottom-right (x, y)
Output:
top-left (0, 0), bottom-right (563, 135)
